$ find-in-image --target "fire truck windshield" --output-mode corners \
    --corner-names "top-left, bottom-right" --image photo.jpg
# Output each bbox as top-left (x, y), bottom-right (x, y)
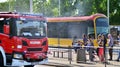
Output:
top-left (16, 18), bottom-right (47, 38)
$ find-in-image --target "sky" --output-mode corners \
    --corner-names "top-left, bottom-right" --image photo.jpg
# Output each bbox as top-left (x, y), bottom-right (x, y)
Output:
top-left (0, 0), bottom-right (7, 3)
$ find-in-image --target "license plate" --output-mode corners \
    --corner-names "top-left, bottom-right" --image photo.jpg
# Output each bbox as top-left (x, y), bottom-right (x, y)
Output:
top-left (31, 62), bottom-right (39, 65)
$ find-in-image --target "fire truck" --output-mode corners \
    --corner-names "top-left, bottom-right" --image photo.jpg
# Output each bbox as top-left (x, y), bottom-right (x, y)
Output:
top-left (0, 12), bottom-right (48, 67)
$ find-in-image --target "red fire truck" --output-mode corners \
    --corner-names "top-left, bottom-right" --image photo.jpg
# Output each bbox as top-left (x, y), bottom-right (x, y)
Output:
top-left (0, 12), bottom-right (48, 67)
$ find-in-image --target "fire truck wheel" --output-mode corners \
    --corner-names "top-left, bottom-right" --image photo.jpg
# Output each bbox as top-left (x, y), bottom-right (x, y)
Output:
top-left (0, 52), bottom-right (4, 67)
top-left (24, 65), bottom-right (34, 67)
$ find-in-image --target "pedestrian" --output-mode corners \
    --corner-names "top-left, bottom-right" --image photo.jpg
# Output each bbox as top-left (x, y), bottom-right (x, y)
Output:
top-left (82, 34), bottom-right (88, 46)
top-left (73, 41), bottom-right (78, 53)
top-left (77, 40), bottom-right (83, 48)
top-left (72, 36), bottom-right (78, 46)
top-left (99, 34), bottom-right (107, 63)
top-left (86, 38), bottom-right (95, 61)
top-left (73, 40), bottom-right (82, 53)
top-left (116, 34), bottom-right (120, 61)
top-left (96, 34), bottom-right (102, 56)
top-left (116, 52), bottom-right (120, 61)
top-left (117, 34), bottom-right (120, 42)
top-left (98, 40), bottom-right (104, 62)
top-left (108, 34), bottom-right (114, 61)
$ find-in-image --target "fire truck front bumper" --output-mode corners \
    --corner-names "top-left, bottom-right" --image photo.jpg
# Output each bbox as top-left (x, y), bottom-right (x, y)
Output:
top-left (11, 58), bottom-right (48, 66)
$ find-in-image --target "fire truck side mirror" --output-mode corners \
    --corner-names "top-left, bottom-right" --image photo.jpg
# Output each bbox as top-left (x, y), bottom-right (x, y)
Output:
top-left (4, 25), bottom-right (10, 35)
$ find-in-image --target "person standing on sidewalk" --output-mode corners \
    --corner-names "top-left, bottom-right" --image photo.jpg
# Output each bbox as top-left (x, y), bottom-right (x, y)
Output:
top-left (108, 34), bottom-right (114, 61)
top-left (82, 34), bottom-right (88, 46)
top-left (98, 40), bottom-right (104, 62)
top-left (96, 34), bottom-right (102, 56)
top-left (98, 34), bottom-right (107, 63)
top-left (73, 40), bottom-right (82, 53)
top-left (116, 34), bottom-right (120, 61)
top-left (87, 38), bottom-right (94, 61)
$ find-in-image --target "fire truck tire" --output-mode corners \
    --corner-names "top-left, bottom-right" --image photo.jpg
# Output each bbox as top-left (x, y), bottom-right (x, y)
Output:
top-left (24, 65), bottom-right (34, 67)
top-left (0, 52), bottom-right (5, 67)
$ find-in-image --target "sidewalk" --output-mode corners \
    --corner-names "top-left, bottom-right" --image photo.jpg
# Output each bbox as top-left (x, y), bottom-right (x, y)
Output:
top-left (45, 50), bottom-right (120, 67)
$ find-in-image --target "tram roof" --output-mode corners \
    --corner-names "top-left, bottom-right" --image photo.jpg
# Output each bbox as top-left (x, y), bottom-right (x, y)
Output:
top-left (47, 13), bottom-right (107, 22)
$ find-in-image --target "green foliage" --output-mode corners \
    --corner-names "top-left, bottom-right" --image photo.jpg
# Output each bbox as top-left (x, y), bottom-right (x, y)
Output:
top-left (0, 0), bottom-right (120, 25)
top-left (0, 2), bottom-right (9, 11)
top-left (33, 0), bottom-right (59, 17)
top-left (15, 0), bottom-right (30, 12)
top-left (87, 0), bottom-right (107, 15)
top-left (109, 0), bottom-right (120, 25)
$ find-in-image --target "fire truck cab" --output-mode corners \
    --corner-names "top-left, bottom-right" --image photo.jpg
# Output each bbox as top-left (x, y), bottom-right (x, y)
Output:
top-left (0, 12), bottom-right (48, 67)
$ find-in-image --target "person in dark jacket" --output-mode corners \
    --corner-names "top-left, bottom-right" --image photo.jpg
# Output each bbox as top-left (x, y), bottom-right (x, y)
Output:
top-left (82, 34), bottom-right (88, 46)
top-left (116, 34), bottom-right (120, 61)
top-left (108, 34), bottom-right (114, 61)
top-left (98, 34), bottom-right (107, 62)
top-left (87, 38), bottom-right (94, 61)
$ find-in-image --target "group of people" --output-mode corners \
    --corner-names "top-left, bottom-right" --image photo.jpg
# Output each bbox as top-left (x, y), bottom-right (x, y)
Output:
top-left (72, 33), bottom-right (115, 62)
top-left (96, 34), bottom-right (114, 62)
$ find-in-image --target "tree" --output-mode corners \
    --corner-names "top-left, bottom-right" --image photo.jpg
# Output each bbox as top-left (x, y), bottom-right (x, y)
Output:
top-left (15, 0), bottom-right (30, 12)
top-left (88, 0), bottom-right (120, 25)
top-left (0, 0), bottom-right (120, 25)
top-left (33, 0), bottom-right (60, 17)
top-left (0, 1), bottom-right (9, 11)
top-left (109, 0), bottom-right (120, 25)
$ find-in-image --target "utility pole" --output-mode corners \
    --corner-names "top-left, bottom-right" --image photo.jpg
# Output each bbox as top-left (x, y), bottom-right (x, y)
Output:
top-left (9, 0), bottom-right (10, 11)
top-left (30, 0), bottom-right (33, 13)
top-left (107, 0), bottom-right (110, 25)
top-left (58, 0), bottom-right (61, 47)
top-left (105, 1), bottom-right (110, 67)
top-left (59, 0), bottom-right (61, 16)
